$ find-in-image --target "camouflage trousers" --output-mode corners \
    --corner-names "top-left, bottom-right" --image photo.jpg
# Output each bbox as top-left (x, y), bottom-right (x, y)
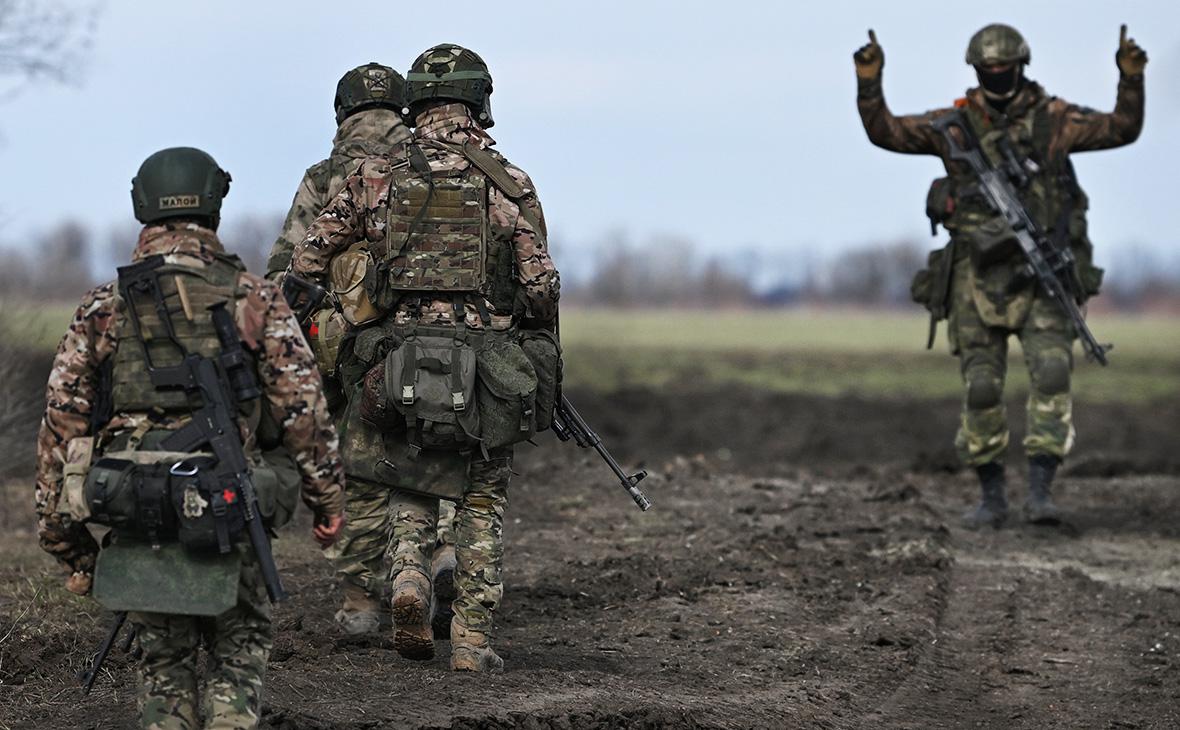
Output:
top-left (325, 477), bottom-right (455, 603)
top-left (949, 272), bottom-right (1076, 468)
top-left (128, 550), bottom-right (271, 730)
top-left (389, 448), bottom-right (512, 634)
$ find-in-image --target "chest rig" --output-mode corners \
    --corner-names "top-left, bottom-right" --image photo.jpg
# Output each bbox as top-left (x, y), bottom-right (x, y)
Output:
top-left (941, 94), bottom-right (1077, 251)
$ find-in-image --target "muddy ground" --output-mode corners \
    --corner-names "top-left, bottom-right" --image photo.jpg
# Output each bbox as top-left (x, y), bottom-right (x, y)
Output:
top-left (2, 382), bottom-right (1180, 729)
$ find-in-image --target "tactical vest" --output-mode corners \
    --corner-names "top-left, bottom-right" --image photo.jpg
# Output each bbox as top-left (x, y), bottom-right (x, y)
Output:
top-left (941, 95), bottom-right (1081, 259)
top-left (111, 253), bottom-right (256, 418)
top-left (373, 141), bottom-right (529, 315)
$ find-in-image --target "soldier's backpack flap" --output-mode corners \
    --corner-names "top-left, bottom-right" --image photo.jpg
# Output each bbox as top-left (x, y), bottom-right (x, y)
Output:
top-left (384, 333), bottom-right (480, 450)
top-left (517, 329), bottom-right (560, 432)
top-left (475, 334), bottom-right (538, 449)
top-left (93, 539), bottom-right (239, 617)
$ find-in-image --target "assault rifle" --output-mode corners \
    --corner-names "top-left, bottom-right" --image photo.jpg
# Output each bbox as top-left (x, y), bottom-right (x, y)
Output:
top-left (279, 273), bottom-right (329, 326)
top-left (118, 257), bottom-right (287, 603)
top-left (553, 394), bottom-right (652, 512)
top-left (931, 112), bottom-right (1110, 365)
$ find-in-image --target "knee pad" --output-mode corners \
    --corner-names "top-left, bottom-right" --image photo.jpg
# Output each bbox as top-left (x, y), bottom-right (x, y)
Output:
top-left (965, 368), bottom-right (1004, 410)
top-left (1032, 351), bottom-right (1071, 396)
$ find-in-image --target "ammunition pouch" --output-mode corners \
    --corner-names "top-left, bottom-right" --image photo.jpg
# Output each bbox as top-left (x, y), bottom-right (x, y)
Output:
top-left (475, 332), bottom-right (538, 449)
top-left (308, 308), bottom-right (348, 378)
top-left (517, 328), bottom-right (561, 432)
top-left (253, 448), bottom-right (302, 531)
top-left (167, 456), bottom-right (246, 554)
top-left (84, 455), bottom-right (178, 545)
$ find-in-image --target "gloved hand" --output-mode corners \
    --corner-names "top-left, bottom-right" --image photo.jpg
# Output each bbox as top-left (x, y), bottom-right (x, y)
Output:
top-left (854, 29), bottom-right (884, 80)
top-left (313, 512), bottom-right (346, 549)
top-left (66, 570), bottom-right (93, 596)
top-left (1116, 24), bottom-right (1148, 77)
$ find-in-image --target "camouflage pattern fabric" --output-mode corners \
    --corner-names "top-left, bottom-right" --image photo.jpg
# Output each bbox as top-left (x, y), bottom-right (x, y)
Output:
top-left (453, 451), bottom-right (512, 633)
top-left (948, 259), bottom-right (1076, 467)
top-left (35, 223), bottom-right (345, 590)
top-left (132, 547), bottom-right (271, 730)
top-left (290, 102), bottom-right (560, 330)
top-left (857, 62), bottom-right (1142, 468)
top-left (266, 108), bottom-right (412, 278)
top-left (388, 490), bottom-right (440, 581)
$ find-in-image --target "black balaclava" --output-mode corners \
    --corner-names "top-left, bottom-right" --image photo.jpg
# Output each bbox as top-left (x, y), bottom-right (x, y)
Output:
top-left (976, 65), bottom-right (1024, 110)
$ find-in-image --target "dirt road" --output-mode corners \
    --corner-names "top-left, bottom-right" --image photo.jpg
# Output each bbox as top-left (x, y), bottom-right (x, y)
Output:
top-left (2, 387), bottom-right (1178, 729)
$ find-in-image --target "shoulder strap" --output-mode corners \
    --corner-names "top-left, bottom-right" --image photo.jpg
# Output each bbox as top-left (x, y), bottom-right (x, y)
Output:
top-left (449, 141), bottom-right (544, 236)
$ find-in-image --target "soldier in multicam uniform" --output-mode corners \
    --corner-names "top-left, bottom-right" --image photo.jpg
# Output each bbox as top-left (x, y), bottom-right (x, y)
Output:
top-left (854, 24), bottom-right (1146, 527)
top-left (267, 62), bottom-right (459, 638)
top-left (289, 43), bottom-right (560, 671)
top-left (36, 147), bottom-right (345, 729)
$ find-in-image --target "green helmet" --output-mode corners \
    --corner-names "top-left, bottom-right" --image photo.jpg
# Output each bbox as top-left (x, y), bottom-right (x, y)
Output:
top-left (334, 62), bottom-right (407, 124)
top-left (406, 43), bottom-right (494, 127)
top-left (130, 147), bottom-right (231, 228)
top-left (966, 23), bottom-right (1031, 66)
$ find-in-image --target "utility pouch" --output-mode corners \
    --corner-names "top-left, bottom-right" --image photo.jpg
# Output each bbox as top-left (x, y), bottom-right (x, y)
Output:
top-left (385, 332), bottom-right (480, 451)
top-left (253, 447), bottom-right (301, 530)
top-left (308, 308), bottom-right (348, 378)
top-left (61, 437), bottom-right (96, 522)
top-left (476, 334), bottom-right (539, 449)
top-left (169, 456), bottom-right (246, 554)
top-left (925, 177), bottom-right (955, 236)
top-left (961, 216), bottom-right (1020, 269)
top-left (84, 457), bottom-right (176, 545)
top-left (517, 329), bottom-right (561, 432)
top-left (910, 243), bottom-right (954, 317)
top-left (329, 243), bottom-right (386, 326)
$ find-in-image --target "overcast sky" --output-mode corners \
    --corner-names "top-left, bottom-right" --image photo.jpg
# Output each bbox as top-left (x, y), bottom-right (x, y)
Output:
top-left (0, 0), bottom-right (1176, 277)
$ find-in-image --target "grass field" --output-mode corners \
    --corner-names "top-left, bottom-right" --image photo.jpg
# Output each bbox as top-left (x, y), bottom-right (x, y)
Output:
top-left (5, 304), bottom-right (1177, 403)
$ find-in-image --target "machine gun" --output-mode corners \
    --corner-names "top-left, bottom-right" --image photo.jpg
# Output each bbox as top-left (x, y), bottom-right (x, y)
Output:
top-left (931, 111), bottom-right (1110, 365)
top-left (553, 393), bottom-right (651, 512)
top-left (118, 257), bottom-right (287, 603)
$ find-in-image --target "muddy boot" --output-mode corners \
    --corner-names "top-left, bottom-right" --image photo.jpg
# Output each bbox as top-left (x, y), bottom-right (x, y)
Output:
top-left (961, 461), bottom-right (1008, 529)
top-left (391, 570), bottom-right (435, 660)
top-left (1024, 454), bottom-right (1063, 525)
top-left (430, 544), bottom-right (457, 640)
top-left (334, 582), bottom-right (381, 636)
top-left (450, 618), bottom-right (503, 673)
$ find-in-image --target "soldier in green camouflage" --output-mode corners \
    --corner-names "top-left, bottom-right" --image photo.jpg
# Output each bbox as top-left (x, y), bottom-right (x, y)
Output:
top-left (267, 63), bottom-right (458, 638)
top-left (290, 43), bottom-right (560, 671)
top-left (854, 24), bottom-right (1146, 527)
top-left (36, 147), bottom-right (345, 729)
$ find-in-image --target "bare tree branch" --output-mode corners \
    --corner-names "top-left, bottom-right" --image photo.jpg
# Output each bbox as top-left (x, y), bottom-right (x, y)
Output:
top-left (0, 0), bottom-right (99, 102)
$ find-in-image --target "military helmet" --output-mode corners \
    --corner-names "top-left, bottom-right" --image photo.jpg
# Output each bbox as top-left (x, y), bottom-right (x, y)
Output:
top-left (130, 147), bottom-right (231, 227)
top-left (405, 43), bottom-right (495, 127)
top-left (334, 62), bottom-right (408, 124)
top-left (966, 24), bottom-right (1031, 66)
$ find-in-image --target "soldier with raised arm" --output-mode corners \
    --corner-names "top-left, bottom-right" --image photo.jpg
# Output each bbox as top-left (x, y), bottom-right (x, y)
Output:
top-left (853, 24), bottom-right (1146, 527)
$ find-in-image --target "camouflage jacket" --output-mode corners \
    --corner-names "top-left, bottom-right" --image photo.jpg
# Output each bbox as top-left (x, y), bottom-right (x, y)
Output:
top-left (290, 103), bottom-right (560, 330)
top-left (266, 108), bottom-right (413, 277)
top-left (857, 74), bottom-right (1144, 165)
top-left (859, 73), bottom-right (1143, 327)
top-left (36, 223), bottom-right (346, 579)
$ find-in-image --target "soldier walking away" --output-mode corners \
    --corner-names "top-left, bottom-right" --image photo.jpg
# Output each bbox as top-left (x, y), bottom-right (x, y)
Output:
top-left (267, 62), bottom-right (459, 639)
top-left (35, 147), bottom-right (345, 729)
top-left (853, 24), bottom-right (1146, 528)
top-left (289, 43), bottom-right (561, 671)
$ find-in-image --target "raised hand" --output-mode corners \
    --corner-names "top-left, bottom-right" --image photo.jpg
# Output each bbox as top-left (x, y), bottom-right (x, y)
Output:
top-left (854, 29), bottom-right (884, 80)
top-left (1116, 24), bottom-right (1148, 76)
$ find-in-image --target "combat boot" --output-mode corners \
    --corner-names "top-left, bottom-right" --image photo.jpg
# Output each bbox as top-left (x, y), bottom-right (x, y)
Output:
top-left (431, 544), bottom-right (457, 639)
top-left (962, 461), bottom-right (1008, 529)
top-left (1024, 454), bottom-right (1063, 525)
top-left (450, 617), bottom-right (504, 673)
top-left (334, 582), bottom-right (381, 636)
top-left (391, 570), bottom-right (435, 660)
